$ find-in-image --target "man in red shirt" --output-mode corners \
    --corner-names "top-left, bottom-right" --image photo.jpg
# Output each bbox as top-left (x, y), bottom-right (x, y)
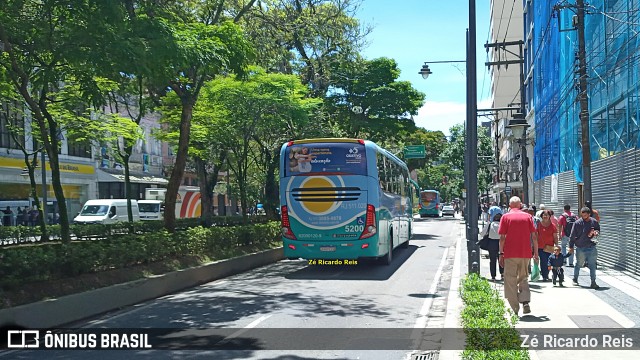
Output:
top-left (499, 196), bottom-right (539, 315)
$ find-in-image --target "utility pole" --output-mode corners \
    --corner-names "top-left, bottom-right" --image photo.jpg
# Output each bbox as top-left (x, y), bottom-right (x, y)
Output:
top-left (484, 40), bottom-right (528, 204)
top-left (554, 0), bottom-right (592, 204)
top-left (576, 0), bottom-right (592, 204)
top-left (466, 0), bottom-right (480, 274)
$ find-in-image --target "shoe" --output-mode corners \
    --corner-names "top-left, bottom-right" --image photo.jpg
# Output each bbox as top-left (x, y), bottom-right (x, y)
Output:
top-left (559, 281), bottom-right (564, 287)
top-left (542, 278), bottom-right (549, 282)
top-left (573, 278), bottom-right (579, 286)
top-left (523, 303), bottom-right (531, 314)
top-left (569, 264), bottom-right (574, 267)
top-left (553, 278), bottom-right (556, 285)
top-left (491, 277), bottom-right (496, 282)
top-left (590, 282), bottom-right (600, 289)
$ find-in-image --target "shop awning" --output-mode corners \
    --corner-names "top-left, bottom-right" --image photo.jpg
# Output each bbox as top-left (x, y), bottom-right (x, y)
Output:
top-left (97, 169), bottom-right (168, 185)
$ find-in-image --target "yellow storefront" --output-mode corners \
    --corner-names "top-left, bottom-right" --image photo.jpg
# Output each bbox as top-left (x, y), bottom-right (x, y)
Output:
top-left (0, 155), bottom-right (97, 220)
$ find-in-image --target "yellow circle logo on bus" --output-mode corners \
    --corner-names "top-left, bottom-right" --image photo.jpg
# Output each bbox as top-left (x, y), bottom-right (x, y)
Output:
top-left (300, 177), bottom-right (336, 214)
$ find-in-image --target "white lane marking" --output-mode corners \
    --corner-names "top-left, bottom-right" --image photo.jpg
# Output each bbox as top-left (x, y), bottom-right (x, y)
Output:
top-left (222, 315), bottom-right (272, 340)
top-left (414, 247), bottom-right (450, 328)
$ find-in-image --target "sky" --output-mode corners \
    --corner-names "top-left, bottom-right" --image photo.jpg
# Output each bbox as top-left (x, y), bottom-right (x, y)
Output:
top-left (354, 0), bottom-right (492, 136)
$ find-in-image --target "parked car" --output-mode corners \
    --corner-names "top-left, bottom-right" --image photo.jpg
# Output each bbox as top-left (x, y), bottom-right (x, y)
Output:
top-left (442, 204), bottom-right (455, 217)
top-left (74, 199), bottom-right (140, 224)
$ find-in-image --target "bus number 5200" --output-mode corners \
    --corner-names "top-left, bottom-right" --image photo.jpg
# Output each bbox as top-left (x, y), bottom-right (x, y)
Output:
top-left (344, 225), bottom-right (364, 232)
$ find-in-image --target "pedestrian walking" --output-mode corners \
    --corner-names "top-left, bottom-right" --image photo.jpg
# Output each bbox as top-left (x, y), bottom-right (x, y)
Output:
top-left (558, 204), bottom-right (576, 267)
top-left (536, 210), bottom-right (558, 282)
top-left (547, 245), bottom-right (566, 286)
top-left (488, 202), bottom-right (502, 223)
top-left (498, 196), bottom-right (539, 315)
top-left (480, 211), bottom-right (504, 281)
top-left (569, 207), bottom-right (601, 289)
top-left (2, 207), bottom-right (13, 227)
top-left (29, 207), bottom-right (38, 226)
top-left (21, 207), bottom-right (30, 226)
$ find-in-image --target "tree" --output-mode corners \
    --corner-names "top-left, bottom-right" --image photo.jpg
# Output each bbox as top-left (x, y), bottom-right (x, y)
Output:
top-left (439, 124), bottom-right (493, 199)
top-left (195, 68), bottom-right (321, 222)
top-left (0, 84), bottom-right (48, 239)
top-left (326, 57), bottom-right (425, 141)
top-left (239, 0), bottom-right (369, 96)
top-left (0, 1), bottom-right (128, 242)
top-left (144, 5), bottom-right (255, 232)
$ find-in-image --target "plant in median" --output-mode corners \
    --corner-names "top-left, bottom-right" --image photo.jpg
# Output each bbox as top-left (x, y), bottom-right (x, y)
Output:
top-left (460, 273), bottom-right (529, 360)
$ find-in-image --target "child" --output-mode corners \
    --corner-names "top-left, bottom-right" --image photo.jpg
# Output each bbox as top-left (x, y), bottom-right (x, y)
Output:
top-left (548, 245), bottom-right (565, 286)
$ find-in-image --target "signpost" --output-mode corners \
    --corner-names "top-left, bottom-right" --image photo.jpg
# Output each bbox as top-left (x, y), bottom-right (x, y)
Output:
top-left (403, 145), bottom-right (426, 159)
top-left (505, 185), bottom-right (512, 196)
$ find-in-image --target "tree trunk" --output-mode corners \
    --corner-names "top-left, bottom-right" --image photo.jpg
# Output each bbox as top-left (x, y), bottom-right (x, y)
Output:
top-left (123, 151), bottom-right (133, 222)
top-left (195, 157), bottom-right (214, 226)
top-left (264, 149), bottom-right (280, 220)
top-left (164, 99), bottom-right (195, 232)
top-left (24, 153), bottom-right (48, 241)
top-left (39, 115), bottom-right (71, 243)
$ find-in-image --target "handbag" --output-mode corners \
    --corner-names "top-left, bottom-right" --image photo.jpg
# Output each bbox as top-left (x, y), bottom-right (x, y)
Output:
top-left (530, 258), bottom-right (541, 281)
top-left (543, 244), bottom-right (554, 253)
top-left (477, 233), bottom-right (490, 251)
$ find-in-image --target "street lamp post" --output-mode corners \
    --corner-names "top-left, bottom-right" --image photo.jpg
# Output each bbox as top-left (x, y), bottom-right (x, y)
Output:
top-left (418, 3), bottom-right (479, 274)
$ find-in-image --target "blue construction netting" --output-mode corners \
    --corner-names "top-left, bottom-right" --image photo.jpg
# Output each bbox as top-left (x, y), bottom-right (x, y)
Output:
top-left (532, 0), bottom-right (640, 182)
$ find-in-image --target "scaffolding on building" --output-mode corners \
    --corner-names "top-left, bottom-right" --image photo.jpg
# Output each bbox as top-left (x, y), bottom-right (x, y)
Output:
top-left (533, 0), bottom-right (640, 182)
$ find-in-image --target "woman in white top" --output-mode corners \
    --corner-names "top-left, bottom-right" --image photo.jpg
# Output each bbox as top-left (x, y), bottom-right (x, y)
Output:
top-left (481, 212), bottom-right (503, 281)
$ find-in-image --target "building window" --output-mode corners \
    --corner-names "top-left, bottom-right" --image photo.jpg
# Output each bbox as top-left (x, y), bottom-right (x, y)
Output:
top-left (67, 138), bottom-right (92, 158)
top-left (0, 101), bottom-right (25, 149)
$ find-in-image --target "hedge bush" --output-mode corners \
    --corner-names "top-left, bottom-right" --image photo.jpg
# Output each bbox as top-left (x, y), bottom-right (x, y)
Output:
top-left (0, 215), bottom-right (271, 245)
top-left (0, 221), bottom-right (281, 289)
top-left (460, 273), bottom-right (529, 360)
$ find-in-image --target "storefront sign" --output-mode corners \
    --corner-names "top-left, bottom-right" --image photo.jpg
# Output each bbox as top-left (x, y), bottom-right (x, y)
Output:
top-left (0, 156), bottom-right (95, 175)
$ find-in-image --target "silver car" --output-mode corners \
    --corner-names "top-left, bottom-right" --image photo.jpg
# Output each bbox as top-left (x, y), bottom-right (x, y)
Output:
top-left (442, 204), bottom-right (455, 217)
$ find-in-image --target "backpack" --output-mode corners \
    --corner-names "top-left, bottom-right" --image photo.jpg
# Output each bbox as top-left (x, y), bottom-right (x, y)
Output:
top-left (563, 214), bottom-right (577, 237)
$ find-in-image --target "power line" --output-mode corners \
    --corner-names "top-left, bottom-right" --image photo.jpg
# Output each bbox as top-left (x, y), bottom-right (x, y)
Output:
top-left (495, 0), bottom-right (507, 44)
top-left (502, 0), bottom-right (517, 43)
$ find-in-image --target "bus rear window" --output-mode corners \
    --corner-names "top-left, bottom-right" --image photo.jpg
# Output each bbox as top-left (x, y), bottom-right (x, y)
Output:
top-left (421, 192), bottom-right (437, 202)
top-left (285, 143), bottom-right (367, 176)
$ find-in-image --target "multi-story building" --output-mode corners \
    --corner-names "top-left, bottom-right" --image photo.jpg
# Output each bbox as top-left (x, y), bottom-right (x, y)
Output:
top-left (527, 0), bottom-right (640, 274)
top-left (487, 0), bottom-right (527, 205)
top-left (0, 101), bottom-right (97, 221)
top-left (96, 110), bottom-right (169, 200)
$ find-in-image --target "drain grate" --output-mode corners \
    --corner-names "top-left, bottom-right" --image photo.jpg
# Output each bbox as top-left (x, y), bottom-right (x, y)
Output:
top-left (410, 350), bottom-right (439, 360)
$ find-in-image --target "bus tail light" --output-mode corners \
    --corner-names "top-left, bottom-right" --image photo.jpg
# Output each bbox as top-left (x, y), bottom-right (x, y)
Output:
top-left (361, 243), bottom-right (369, 249)
top-left (281, 205), bottom-right (297, 240)
top-left (359, 204), bottom-right (377, 239)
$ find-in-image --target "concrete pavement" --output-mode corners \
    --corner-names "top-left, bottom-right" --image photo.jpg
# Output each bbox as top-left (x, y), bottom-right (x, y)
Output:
top-left (470, 218), bottom-right (640, 359)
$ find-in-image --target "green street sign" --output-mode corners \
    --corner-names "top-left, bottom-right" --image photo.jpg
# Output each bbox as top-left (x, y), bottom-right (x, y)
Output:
top-left (403, 145), bottom-right (426, 159)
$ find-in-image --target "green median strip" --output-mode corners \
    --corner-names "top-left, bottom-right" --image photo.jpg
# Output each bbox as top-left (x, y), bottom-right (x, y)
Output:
top-left (460, 273), bottom-right (529, 359)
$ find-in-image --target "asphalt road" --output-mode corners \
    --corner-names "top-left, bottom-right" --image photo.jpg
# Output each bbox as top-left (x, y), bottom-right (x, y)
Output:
top-left (4, 215), bottom-right (463, 360)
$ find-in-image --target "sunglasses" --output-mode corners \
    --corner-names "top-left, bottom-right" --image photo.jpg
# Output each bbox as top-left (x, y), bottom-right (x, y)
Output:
top-left (581, 211), bottom-right (590, 214)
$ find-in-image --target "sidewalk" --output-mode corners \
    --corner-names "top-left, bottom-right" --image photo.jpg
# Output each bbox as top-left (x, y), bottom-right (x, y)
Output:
top-left (476, 241), bottom-right (640, 359)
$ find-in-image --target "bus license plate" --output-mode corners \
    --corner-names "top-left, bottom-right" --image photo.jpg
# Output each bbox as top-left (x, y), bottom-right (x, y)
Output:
top-left (320, 246), bottom-right (336, 252)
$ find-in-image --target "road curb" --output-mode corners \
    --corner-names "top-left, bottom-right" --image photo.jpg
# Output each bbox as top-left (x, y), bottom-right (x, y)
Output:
top-left (439, 227), bottom-right (465, 360)
top-left (0, 247), bottom-right (284, 328)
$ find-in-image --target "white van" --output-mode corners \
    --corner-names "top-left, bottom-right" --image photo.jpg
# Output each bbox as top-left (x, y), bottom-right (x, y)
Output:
top-left (138, 200), bottom-right (163, 220)
top-left (74, 199), bottom-right (140, 224)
